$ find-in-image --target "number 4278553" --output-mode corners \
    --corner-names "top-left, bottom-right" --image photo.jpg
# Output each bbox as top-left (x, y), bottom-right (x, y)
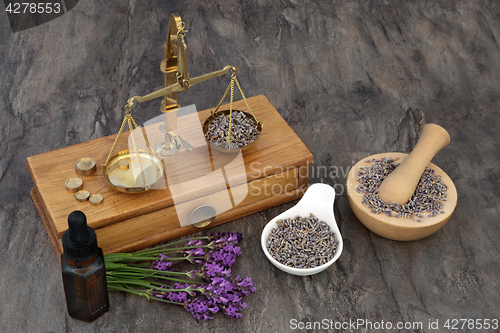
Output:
top-left (6, 3), bottom-right (61, 14)
top-left (444, 319), bottom-right (498, 330)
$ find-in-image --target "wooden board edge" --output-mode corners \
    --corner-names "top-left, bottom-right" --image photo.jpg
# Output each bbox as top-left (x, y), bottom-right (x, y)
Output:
top-left (30, 188), bottom-right (63, 261)
top-left (296, 159), bottom-right (311, 191)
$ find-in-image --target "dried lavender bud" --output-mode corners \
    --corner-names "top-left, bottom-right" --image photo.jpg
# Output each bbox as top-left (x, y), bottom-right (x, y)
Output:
top-left (355, 158), bottom-right (448, 221)
top-left (266, 214), bottom-right (338, 269)
top-left (205, 111), bottom-right (259, 149)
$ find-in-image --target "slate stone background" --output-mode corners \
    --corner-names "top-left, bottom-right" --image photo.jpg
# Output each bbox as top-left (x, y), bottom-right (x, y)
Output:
top-left (1, 1), bottom-right (499, 332)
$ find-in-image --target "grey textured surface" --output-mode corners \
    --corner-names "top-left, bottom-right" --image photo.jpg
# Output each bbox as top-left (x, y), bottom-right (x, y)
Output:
top-left (1, 1), bottom-right (500, 332)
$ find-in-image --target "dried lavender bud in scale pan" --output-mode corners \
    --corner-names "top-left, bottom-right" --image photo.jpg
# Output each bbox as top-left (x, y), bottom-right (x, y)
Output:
top-left (205, 111), bottom-right (259, 149)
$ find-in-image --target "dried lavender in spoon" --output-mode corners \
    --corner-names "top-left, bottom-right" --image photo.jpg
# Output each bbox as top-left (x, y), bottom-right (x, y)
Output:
top-left (205, 111), bottom-right (259, 149)
top-left (266, 214), bottom-right (338, 269)
top-left (355, 158), bottom-right (448, 221)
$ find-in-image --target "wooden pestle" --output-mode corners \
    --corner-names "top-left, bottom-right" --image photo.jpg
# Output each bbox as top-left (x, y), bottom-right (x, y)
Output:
top-left (378, 124), bottom-right (450, 206)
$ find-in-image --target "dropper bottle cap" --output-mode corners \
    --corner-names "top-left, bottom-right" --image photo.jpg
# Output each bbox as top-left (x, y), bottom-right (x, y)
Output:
top-left (62, 211), bottom-right (98, 262)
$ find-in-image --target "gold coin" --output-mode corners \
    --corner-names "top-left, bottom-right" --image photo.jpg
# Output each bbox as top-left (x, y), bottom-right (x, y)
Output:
top-left (75, 157), bottom-right (97, 176)
top-left (89, 193), bottom-right (104, 206)
top-left (75, 190), bottom-right (90, 202)
top-left (65, 177), bottom-right (83, 193)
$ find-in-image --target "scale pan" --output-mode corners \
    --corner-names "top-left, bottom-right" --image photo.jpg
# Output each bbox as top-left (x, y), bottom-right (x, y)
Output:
top-left (102, 149), bottom-right (164, 193)
top-left (203, 110), bottom-right (262, 154)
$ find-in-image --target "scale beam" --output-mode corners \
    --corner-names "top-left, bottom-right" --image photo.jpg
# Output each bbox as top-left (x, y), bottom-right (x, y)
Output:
top-left (124, 14), bottom-right (236, 112)
top-left (126, 65), bottom-right (236, 109)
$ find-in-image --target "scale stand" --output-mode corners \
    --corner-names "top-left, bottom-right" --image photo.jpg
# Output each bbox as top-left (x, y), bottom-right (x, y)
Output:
top-left (127, 14), bottom-right (236, 156)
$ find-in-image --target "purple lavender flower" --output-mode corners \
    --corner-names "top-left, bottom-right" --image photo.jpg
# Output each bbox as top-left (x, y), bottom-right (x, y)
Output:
top-left (167, 290), bottom-right (188, 303)
top-left (197, 275), bottom-right (256, 320)
top-left (154, 260), bottom-right (172, 271)
top-left (207, 249), bottom-right (235, 267)
top-left (204, 243), bottom-right (241, 269)
top-left (201, 262), bottom-right (231, 279)
top-left (108, 231), bottom-right (254, 321)
top-left (233, 276), bottom-right (257, 296)
top-left (204, 277), bottom-right (233, 297)
top-left (184, 297), bottom-right (219, 321)
top-left (208, 232), bottom-right (243, 243)
top-left (233, 246), bottom-right (242, 256)
top-left (153, 283), bottom-right (198, 302)
top-left (180, 247), bottom-right (204, 257)
top-left (153, 254), bottom-right (172, 271)
top-left (208, 232), bottom-right (242, 247)
top-left (185, 239), bottom-right (205, 247)
top-left (223, 304), bottom-right (243, 318)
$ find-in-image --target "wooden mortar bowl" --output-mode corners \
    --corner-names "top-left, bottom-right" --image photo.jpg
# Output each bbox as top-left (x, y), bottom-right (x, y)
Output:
top-left (346, 152), bottom-right (457, 241)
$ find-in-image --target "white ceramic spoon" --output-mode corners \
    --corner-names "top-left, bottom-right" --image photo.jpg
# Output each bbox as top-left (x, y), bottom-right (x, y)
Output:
top-left (261, 183), bottom-right (343, 276)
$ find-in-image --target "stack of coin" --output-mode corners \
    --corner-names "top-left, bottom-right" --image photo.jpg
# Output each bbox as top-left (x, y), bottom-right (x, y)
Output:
top-left (66, 157), bottom-right (104, 206)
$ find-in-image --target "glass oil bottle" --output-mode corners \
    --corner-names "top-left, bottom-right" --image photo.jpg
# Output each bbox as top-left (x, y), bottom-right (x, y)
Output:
top-left (61, 210), bottom-right (109, 322)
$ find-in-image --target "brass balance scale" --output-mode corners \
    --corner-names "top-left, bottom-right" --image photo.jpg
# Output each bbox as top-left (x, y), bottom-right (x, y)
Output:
top-left (26, 14), bottom-right (312, 257)
top-left (100, 14), bottom-right (262, 195)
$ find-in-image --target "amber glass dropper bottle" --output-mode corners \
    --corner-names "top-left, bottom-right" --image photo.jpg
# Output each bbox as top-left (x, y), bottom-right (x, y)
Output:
top-left (61, 210), bottom-right (110, 322)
